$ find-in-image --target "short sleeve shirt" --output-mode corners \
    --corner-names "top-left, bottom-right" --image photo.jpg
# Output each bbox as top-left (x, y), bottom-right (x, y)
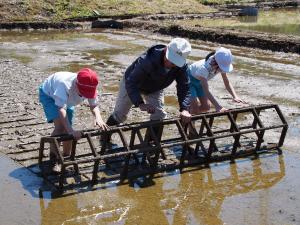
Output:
top-left (41, 72), bottom-right (98, 108)
top-left (188, 57), bottom-right (219, 81)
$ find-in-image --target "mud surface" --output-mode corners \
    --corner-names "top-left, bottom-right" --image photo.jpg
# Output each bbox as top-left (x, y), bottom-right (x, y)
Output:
top-left (0, 29), bottom-right (300, 224)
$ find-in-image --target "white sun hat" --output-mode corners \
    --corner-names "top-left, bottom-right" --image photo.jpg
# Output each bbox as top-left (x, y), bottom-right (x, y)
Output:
top-left (215, 47), bottom-right (233, 73)
top-left (166, 38), bottom-right (191, 67)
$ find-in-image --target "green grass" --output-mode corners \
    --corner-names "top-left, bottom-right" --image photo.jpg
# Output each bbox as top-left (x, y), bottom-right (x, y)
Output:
top-left (0, 0), bottom-right (215, 22)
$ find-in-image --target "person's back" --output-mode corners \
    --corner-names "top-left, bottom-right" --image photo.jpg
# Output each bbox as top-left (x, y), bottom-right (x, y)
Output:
top-left (125, 44), bottom-right (187, 95)
top-left (188, 57), bottom-right (220, 82)
top-left (103, 38), bottom-right (193, 145)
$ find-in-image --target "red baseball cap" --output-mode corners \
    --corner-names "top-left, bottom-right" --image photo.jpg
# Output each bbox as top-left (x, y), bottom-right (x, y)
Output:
top-left (76, 68), bottom-right (99, 99)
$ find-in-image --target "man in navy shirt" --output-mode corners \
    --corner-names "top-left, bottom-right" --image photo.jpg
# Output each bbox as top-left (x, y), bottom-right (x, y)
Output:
top-left (106, 38), bottom-right (192, 129)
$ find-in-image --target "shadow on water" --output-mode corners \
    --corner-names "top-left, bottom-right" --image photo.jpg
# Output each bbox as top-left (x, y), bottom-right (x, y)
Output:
top-left (31, 153), bottom-right (286, 225)
top-left (8, 166), bottom-right (54, 199)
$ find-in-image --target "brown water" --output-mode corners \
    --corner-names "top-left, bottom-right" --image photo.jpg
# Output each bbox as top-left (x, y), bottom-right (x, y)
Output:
top-left (3, 152), bottom-right (299, 225)
top-left (1, 29), bottom-right (300, 225)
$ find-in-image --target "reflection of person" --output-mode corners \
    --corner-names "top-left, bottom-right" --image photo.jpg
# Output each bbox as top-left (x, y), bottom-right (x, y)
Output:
top-left (104, 38), bottom-right (192, 131)
top-left (39, 68), bottom-right (108, 169)
top-left (40, 192), bottom-right (79, 225)
top-left (188, 47), bottom-right (246, 114)
top-left (168, 156), bottom-right (285, 225)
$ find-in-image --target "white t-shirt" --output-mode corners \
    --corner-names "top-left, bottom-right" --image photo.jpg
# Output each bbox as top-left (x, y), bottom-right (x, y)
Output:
top-left (41, 72), bottom-right (98, 108)
top-left (188, 57), bottom-right (219, 81)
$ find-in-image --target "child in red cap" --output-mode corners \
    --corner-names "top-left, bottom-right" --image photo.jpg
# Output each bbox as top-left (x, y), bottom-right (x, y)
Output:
top-left (39, 68), bottom-right (108, 170)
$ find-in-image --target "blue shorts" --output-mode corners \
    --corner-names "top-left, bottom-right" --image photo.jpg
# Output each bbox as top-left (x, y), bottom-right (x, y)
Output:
top-left (188, 69), bottom-right (205, 98)
top-left (39, 86), bottom-right (74, 125)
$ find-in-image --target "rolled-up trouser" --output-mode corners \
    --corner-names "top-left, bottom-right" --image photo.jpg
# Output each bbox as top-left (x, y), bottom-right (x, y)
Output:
top-left (112, 77), bottom-right (167, 123)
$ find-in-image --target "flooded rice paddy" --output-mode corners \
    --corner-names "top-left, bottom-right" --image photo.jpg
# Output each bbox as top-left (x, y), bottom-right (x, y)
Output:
top-left (172, 8), bottom-right (300, 36)
top-left (0, 28), bottom-right (300, 225)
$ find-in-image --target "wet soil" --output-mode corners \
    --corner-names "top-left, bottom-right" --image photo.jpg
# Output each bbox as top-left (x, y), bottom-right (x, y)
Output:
top-left (0, 28), bottom-right (299, 163)
top-left (0, 29), bottom-right (300, 224)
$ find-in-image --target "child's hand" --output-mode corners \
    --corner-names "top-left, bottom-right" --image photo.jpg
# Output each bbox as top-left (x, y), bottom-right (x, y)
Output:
top-left (216, 107), bottom-right (228, 112)
top-left (233, 97), bottom-right (247, 104)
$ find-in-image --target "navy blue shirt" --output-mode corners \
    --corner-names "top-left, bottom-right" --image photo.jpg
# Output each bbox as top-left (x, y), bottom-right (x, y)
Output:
top-left (125, 44), bottom-right (191, 111)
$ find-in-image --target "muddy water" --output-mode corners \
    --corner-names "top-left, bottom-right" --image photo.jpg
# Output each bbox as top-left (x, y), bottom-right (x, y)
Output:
top-left (1, 29), bottom-right (300, 225)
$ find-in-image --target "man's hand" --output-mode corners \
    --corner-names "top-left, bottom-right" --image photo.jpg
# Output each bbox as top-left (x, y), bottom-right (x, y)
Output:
top-left (95, 120), bottom-right (109, 131)
top-left (139, 103), bottom-right (156, 114)
top-left (180, 110), bottom-right (191, 124)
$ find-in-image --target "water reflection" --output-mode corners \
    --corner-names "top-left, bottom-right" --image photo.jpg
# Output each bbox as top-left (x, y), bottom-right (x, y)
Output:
top-left (238, 15), bottom-right (258, 23)
top-left (39, 155), bottom-right (285, 225)
top-left (239, 6), bottom-right (258, 23)
top-left (158, 156), bottom-right (285, 225)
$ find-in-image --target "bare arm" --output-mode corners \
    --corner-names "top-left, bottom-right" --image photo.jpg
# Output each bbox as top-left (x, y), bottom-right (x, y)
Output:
top-left (221, 73), bottom-right (246, 103)
top-left (198, 76), bottom-right (225, 112)
top-left (89, 105), bottom-right (109, 130)
top-left (58, 107), bottom-right (82, 139)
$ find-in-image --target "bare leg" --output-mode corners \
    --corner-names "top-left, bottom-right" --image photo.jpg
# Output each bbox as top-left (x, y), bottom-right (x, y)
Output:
top-left (51, 118), bottom-right (72, 157)
top-left (190, 98), bottom-right (199, 115)
top-left (188, 97), bottom-right (211, 138)
top-left (197, 96), bottom-right (211, 113)
top-left (188, 98), bottom-right (200, 138)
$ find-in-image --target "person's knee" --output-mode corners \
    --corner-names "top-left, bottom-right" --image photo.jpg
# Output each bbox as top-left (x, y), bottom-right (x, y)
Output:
top-left (52, 119), bottom-right (66, 135)
top-left (112, 111), bottom-right (126, 124)
top-left (52, 126), bottom-right (65, 135)
top-left (190, 104), bottom-right (198, 114)
top-left (150, 109), bottom-right (167, 120)
top-left (202, 103), bottom-right (211, 112)
top-left (189, 99), bottom-right (200, 114)
top-left (106, 114), bottom-right (120, 126)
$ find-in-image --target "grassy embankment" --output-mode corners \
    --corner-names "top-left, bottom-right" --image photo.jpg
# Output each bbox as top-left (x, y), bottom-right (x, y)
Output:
top-left (161, 7), bottom-right (300, 36)
top-left (0, 0), bottom-right (249, 22)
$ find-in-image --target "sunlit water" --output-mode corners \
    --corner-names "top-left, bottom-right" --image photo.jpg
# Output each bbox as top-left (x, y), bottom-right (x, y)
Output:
top-left (0, 29), bottom-right (300, 225)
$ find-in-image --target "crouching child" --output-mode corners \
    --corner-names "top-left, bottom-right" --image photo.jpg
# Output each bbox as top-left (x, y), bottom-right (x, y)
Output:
top-left (39, 68), bottom-right (108, 171)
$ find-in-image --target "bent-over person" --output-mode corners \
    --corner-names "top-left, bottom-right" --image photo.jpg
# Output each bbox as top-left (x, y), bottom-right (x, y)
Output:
top-left (39, 68), bottom-right (108, 171)
top-left (104, 38), bottom-right (193, 143)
